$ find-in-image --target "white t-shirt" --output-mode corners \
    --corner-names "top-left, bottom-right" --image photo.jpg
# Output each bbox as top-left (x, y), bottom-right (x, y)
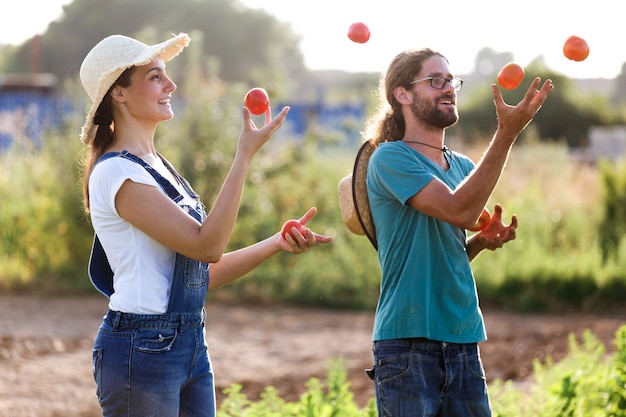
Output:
top-left (89, 156), bottom-right (198, 314)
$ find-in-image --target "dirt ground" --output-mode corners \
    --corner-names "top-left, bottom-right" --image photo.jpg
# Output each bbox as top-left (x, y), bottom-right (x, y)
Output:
top-left (1, 295), bottom-right (625, 417)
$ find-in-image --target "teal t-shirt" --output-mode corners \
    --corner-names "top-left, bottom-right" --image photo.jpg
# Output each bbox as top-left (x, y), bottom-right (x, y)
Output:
top-left (367, 141), bottom-right (487, 344)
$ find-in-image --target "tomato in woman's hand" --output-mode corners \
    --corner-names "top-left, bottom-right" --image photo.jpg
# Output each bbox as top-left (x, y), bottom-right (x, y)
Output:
top-left (563, 35), bottom-right (589, 62)
top-left (497, 62), bottom-right (525, 90)
top-left (347, 22), bottom-right (370, 44)
top-left (468, 207), bottom-right (491, 232)
top-left (244, 87), bottom-right (270, 115)
top-left (281, 219), bottom-right (305, 240)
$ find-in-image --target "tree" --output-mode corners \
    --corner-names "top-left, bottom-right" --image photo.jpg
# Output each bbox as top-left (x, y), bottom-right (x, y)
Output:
top-left (5, 0), bottom-right (305, 89)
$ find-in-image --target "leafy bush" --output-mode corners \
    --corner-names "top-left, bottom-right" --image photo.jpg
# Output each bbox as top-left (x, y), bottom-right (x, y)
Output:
top-left (3, 73), bottom-right (626, 312)
top-left (218, 359), bottom-right (376, 417)
top-left (470, 142), bottom-right (626, 311)
top-left (491, 325), bottom-right (626, 416)
top-left (216, 327), bottom-right (626, 417)
top-left (0, 124), bottom-right (94, 292)
top-left (598, 159), bottom-right (626, 263)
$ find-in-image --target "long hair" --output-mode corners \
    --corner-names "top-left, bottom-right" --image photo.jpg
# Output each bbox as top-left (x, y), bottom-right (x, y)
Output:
top-left (80, 67), bottom-right (135, 213)
top-left (363, 48), bottom-right (446, 147)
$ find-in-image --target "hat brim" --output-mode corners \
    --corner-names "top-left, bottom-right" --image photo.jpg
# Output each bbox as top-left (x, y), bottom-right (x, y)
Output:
top-left (338, 174), bottom-right (364, 235)
top-left (352, 141), bottom-right (377, 250)
top-left (80, 33), bottom-right (191, 145)
top-left (337, 140), bottom-right (377, 250)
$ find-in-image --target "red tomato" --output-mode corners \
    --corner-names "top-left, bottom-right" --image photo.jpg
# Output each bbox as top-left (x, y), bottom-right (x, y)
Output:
top-left (563, 35), bottom-right (589, 62)
top-left (497, 62), bottom-right (525, 90)
top-left (347, 22), bottom-right (370, 44)
top-left (244, 87), bottom-right (270, 115)
top-left (281, 219), bottom-right (305, 240)
top-left (479, 213), bottom-right (504, 240)
top-left (468, 207), bottom-right (491, 232)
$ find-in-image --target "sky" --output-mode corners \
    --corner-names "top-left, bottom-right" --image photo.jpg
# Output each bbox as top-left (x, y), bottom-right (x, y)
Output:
top-left (2, 0), bottom-right (623, 80)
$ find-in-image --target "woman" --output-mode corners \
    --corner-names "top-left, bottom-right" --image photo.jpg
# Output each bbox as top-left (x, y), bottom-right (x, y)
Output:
top-left (79, 33), bottom-right (332, 417)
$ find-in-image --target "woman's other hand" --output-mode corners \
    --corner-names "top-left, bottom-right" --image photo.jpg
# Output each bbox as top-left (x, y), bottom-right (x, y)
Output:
top-left (277, 207), bottom-right (333, 254)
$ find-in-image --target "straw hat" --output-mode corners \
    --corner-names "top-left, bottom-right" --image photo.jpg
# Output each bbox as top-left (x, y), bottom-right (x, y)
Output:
top-left (79, 32), bottom-right (191, 144)
top-left (338, 140), bottom-right (377, 250)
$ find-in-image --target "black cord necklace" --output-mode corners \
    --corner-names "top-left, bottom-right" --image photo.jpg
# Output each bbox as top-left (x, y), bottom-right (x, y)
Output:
top-left (403, 140), bottom-right (452, 156)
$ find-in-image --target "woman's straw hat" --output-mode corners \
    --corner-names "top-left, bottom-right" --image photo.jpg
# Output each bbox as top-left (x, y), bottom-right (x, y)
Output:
top-left (338, 140), bottom-right (377, 250)
top-left (79, 32), bottom-right (191, 144)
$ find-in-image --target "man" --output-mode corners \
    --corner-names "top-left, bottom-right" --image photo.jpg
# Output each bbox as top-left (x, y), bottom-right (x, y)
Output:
top-left (363, 49), bottom-right (553, 416)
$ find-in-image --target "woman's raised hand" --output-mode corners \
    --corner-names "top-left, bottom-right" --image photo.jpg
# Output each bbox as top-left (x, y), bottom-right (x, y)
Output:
top-left (236, 105), bottom-right (290, 163)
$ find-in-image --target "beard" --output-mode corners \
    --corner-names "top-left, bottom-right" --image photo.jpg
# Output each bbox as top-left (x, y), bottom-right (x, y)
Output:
top-left (409, 93), bottom-right (459, 129)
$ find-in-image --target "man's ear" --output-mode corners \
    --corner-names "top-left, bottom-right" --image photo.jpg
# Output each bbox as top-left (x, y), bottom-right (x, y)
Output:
top-left (110, 85), bottom-right (126, 103)
top-left (393, 86), bottom-right (412, 105)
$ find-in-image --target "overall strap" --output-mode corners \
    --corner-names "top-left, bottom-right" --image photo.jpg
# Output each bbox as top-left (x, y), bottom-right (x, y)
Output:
top-left (157, 153), bottom-right (200, 201)
top-left (97, 151), bottom-right (183, 203)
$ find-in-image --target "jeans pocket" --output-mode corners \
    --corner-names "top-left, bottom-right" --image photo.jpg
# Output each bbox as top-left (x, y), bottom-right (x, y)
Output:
top-left (92, 348), bottom-right (103, 400)
top-left (376, 354), bottom-right (411, 384)
top-left (133, 328), bottom-right (178, 353)
top-left (184, 259), bottom-right (209, 289)
top-left (468, 357), bottom-right (487, 380)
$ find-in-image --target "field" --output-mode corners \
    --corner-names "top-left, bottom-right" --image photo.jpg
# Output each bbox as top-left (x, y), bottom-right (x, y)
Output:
top-left (1, 295), bottom-right (625, 416)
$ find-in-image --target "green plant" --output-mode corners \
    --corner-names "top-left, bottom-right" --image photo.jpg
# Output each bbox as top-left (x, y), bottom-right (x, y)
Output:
top-left (217, 359), bottom-right (376, 417)
top-left (598, 160), bottom-right (626, 263)
top-left (0, 126), bottom-right (94, 292)
top-left (218, 326), bottom-right (626, 417)
top-left (3, 86), bottom-right (626, 312)
top-left (491, 325), bottom-right (626, 417)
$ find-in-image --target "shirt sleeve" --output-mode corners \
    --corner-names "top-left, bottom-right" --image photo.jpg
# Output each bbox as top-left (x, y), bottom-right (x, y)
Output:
top-left (89, 157), bottom-right (160, 217)
top-left (369, 144), bottom-right (436, 205)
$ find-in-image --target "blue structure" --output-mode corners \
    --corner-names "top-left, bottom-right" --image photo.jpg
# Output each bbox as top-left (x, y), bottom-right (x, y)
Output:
top-left (0, 73), bottom-right (72, 150)
top-left (277, 101), bottom-right (366, 145)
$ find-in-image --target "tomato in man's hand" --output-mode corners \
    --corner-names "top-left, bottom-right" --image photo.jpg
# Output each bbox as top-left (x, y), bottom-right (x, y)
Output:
top-left (468, 207), bottom-right (491, 232)
top-left (497, 62), bottom-right (525, 90)
top-left (281, 219), bottom-right (305, 240)
top-left (478, 204), bottom-right (514, 241)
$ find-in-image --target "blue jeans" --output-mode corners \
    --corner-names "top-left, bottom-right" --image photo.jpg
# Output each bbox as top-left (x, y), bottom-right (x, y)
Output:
top-left (372, 338), bottom-right (492, 417)
top-left (93, 310), bottom-right (214, 417)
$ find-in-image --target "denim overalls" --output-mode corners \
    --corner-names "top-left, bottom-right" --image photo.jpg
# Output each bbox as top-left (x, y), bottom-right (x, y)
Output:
top-left (88, 151), bottom-right (215, 417)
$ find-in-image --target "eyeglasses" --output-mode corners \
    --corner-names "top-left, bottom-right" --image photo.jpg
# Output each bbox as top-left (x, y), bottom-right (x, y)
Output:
top-left (410, 76), bottom-right (463, 91)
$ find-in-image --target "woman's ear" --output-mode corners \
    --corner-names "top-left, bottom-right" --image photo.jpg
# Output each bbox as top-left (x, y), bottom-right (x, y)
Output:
top-left (110, 85), bottom-right (126, 103)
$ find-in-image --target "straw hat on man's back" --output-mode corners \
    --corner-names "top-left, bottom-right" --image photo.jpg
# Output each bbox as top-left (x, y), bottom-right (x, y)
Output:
top-left (338, 140), bottom-right (377, 250)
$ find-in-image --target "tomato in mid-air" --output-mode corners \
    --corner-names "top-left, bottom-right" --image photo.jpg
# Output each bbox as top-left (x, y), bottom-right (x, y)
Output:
top-left (563, 35), bottom-right (589, 62)
top-left (244, 87), bottom-right (270, 115)
top-left (281, 219), bottom-right (306, 240)
top-left (497, 62), bottom-right (525, 90)
top-left (347, 22), bottom-right (370, 44)
top-left (468, 207), bottom-right (491, 232)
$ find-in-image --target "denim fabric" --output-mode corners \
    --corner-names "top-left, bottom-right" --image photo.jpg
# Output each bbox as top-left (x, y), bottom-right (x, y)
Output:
top-left (372, 338), bottom-right (492, 417)
top-left (90, 151), bottom-right (214, 417)
top-left (93, 311), bottom-right (213, 416)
